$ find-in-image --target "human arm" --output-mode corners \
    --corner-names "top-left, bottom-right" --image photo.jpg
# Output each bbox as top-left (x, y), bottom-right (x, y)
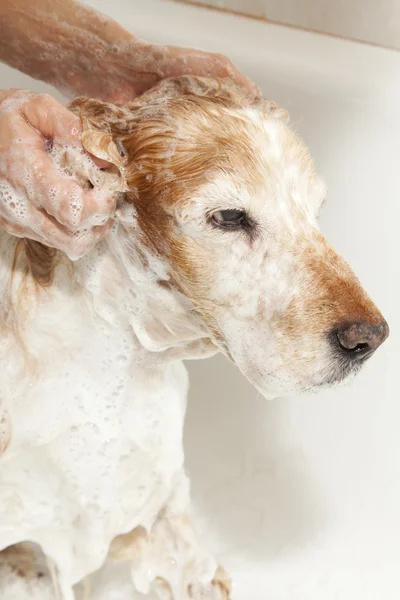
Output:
top-left (0, 0), bottom-right (258, 102)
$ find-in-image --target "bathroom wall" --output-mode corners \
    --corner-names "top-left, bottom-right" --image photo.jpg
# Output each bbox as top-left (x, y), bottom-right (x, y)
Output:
top-left (175, 0), bottom-right (400, 49)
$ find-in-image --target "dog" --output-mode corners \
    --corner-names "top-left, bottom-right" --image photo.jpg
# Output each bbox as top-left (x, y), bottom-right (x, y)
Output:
top-left (0, 76), bottom-right (389, 599)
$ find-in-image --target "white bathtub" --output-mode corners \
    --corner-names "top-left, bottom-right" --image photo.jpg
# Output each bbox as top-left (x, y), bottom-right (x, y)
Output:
top-left (1, 1), bottom-right (399, 598)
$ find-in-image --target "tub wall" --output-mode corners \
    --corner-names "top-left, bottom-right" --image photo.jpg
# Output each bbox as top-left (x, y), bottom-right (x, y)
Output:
top-left (175, 0), bottom-right (400, 50)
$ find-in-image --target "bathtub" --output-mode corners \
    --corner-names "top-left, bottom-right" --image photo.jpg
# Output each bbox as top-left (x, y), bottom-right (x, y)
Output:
top-left (1, 1), bottom-right (399, 598)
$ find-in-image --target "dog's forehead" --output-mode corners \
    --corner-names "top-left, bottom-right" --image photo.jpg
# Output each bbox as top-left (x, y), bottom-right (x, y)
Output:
top-left (181, 108), bottom-right (326, 229)
top-left (177, 108), bottom-right (326, 220)
top-left (249, 109), bottom-right (326, 210)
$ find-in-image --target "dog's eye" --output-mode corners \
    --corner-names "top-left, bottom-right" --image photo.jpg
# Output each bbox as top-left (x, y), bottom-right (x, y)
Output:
top-left (212, 209), bottom-right (247, 229)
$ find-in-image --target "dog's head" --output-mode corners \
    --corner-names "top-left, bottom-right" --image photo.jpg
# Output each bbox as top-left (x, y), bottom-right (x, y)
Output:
top-left (70, 76), bottom-right (388, 398)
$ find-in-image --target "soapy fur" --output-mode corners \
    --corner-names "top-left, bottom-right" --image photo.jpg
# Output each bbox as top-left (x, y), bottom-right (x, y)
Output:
top-left (0, 76), bottom-right (388, 598)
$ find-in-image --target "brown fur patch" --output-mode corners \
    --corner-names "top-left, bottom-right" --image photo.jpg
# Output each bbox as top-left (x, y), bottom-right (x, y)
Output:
top-left (0, 543), bottom-right (48, 580)
top-left (280, 236), bottom-right (384, 342)
top-left (24, 240), bottom-right (58, 287)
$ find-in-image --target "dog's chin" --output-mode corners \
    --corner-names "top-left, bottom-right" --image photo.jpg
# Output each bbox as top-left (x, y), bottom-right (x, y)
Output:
top-left (309, 358), bottom-right (366, 393)
top-left (249, 376), bottom-right (305, 401)
top-left (250, 358), bottom-right (367, 401)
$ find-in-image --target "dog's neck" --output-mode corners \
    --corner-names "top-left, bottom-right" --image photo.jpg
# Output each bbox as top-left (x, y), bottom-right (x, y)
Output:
top-left (75, 218), bottom-right (218, 364)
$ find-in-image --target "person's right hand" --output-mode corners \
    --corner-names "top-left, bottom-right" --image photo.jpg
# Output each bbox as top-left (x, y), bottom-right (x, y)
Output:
top-left (0, 90), bottom-right (117, 259)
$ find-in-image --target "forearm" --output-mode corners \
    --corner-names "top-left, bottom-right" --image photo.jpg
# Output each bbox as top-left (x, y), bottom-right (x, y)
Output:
top-left (0, 0), bottom-right (134, 93)
top-left (0, 0), bottom-right (258, 103)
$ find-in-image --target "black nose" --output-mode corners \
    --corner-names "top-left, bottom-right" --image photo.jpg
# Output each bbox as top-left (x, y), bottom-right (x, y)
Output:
top-left (334, 320), bottom-right (389, 359)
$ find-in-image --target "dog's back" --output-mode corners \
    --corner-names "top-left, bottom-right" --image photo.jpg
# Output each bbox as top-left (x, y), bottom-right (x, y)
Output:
top-left (0, 228), bottom-right (190, 596)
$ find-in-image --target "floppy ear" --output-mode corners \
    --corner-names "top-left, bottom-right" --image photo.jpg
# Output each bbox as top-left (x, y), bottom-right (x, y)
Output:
top-left (68, 97), bottom-right (129, 174)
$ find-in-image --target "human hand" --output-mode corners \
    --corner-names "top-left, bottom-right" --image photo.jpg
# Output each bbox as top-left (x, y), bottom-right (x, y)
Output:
top-left (0, 0), bottom-right (259, 104)
top-left (0, 90), bottom-right (117, 260)
top-left (66, 40), bottom-right (261, 104)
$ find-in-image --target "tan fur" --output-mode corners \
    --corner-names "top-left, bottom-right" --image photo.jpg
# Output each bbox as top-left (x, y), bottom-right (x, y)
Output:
top-left (24, 240), bottom-right (58, 287)
top-left (68, 77), bottom-right (386, 368)
top-left (0, 543), bottom-right (48, 580)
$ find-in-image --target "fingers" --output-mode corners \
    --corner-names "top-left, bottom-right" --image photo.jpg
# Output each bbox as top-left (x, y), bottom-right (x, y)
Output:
top-left (0, 90), bottom-right (116, 258)
top-left (1, 211), bottom-right (113, 261)
top-left (21, 93), bottom-right (112, 168)
top-left (28, 213), bottom-right (113, 261)
top-left (26, 150), bottom-right (115, 228)
top-left (8, 120), bottom-right (115, 229)
top-left (22, 93), bottom-right (82, 146)
top-left (145, 44), bottom-right (260, 99)
top-left (212, 54), bottom-right (261, 98)
top-left (0, 89), bottom-right (21, 104)
top-left (192, 50), bottom-right (261, 98)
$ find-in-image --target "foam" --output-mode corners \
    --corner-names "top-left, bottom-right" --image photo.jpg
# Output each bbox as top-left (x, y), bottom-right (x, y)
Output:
top-left (0, 203), bottom-right (220, 598)
top-left (49, 142), bottom-right (124, 227)
top-left (0, 90), bottom-right (125, 260)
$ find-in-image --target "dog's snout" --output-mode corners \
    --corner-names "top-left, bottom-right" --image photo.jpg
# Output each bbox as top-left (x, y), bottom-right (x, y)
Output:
top-left (333, 320), bottom-right (389, 359)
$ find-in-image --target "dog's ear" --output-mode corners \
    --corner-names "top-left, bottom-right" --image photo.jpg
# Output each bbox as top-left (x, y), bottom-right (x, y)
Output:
top-left (68, 98), bottom-right (129, 173)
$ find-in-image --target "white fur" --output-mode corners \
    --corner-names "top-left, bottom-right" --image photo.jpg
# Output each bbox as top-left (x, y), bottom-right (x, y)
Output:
top-left (0, 104), bottom-right (385, 599)
top-left (0, 220), bottom-right (224, 599)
